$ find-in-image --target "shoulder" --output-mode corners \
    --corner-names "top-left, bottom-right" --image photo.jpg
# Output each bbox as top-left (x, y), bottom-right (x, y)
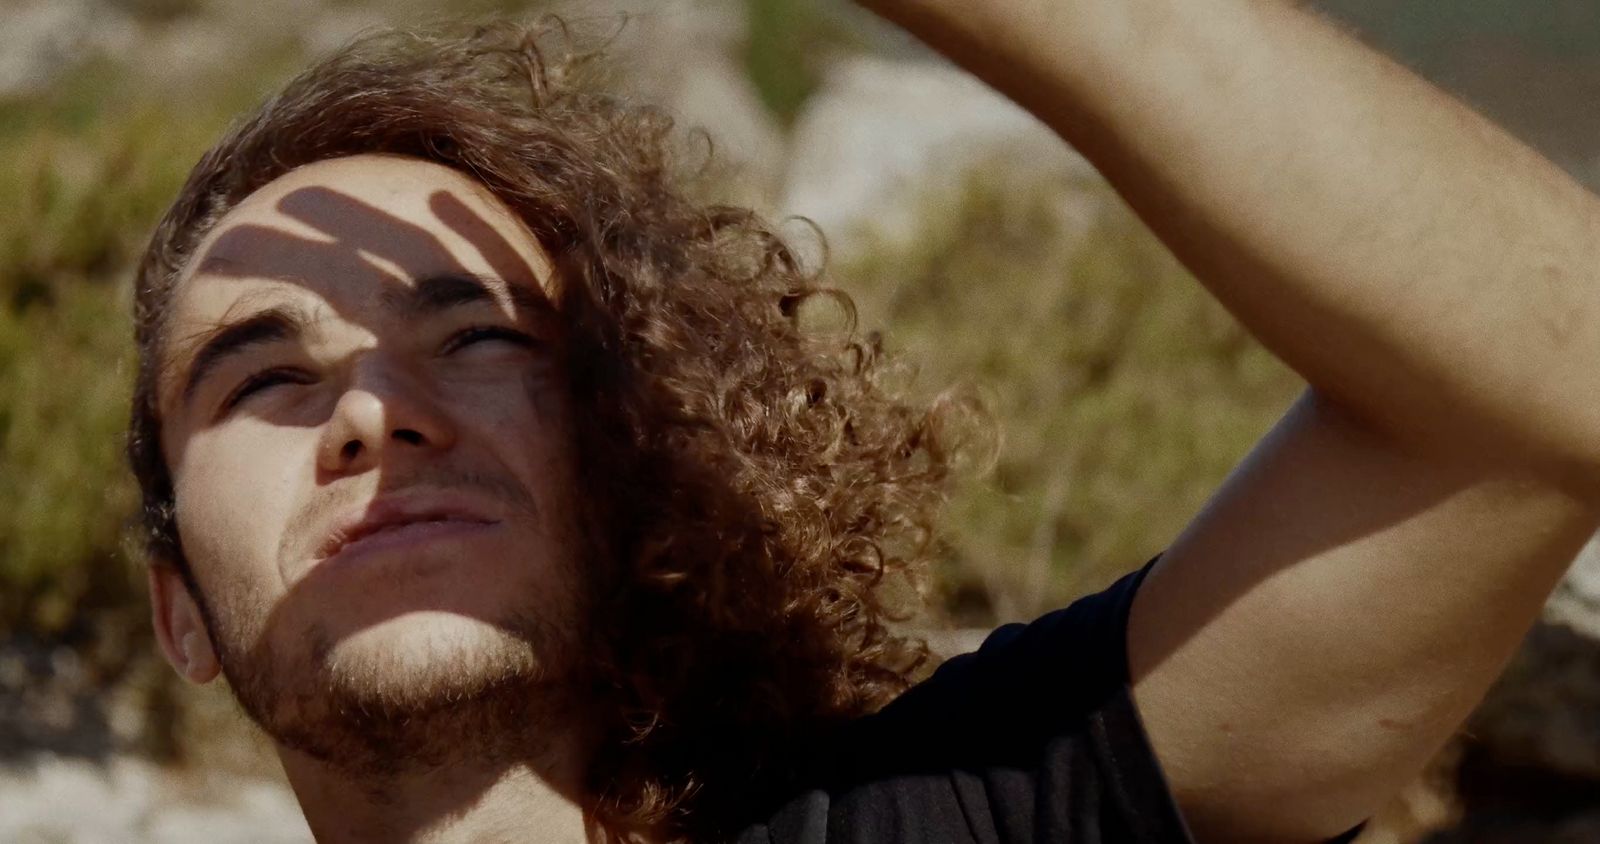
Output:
top-left (738, 557), bottom-right (1196, 844)
top-left (859, 557), bottom-right (1160, 751)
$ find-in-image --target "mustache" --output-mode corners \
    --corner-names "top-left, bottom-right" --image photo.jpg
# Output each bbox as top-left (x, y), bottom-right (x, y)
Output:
top-left (282, 465), bottom-right (541, 564)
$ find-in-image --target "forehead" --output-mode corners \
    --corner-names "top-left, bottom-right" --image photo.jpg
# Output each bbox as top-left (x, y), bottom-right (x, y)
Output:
top-left (185, 153), bottom-right (555, 300)
top-left (160, 155), bottom-right (557, 395)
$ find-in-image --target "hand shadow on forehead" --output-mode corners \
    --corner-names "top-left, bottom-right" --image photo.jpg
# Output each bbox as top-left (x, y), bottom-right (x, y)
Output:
top-left (429, 190), bottom-right (545, 290)
top-left (184, 182), bottom-right (562, 436)
top-left (200, 185), bottom-right (543, 317)
top-left (275, 186), bottom-right (467, 282)
top-left (194, 186), bottom-right (582, 794)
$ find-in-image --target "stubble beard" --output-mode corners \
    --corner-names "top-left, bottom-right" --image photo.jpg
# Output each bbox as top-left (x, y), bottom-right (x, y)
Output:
top-left (210, 463), bottom-right (596, 779)
top-left (205, 575), bottom-right (589, 780)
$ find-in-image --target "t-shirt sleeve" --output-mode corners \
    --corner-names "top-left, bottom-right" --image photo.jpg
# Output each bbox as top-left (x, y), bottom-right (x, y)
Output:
top-left (755, 556), bottom-right (1369, 837)
top-left (939, 555), bottom-right (1194, 841)
top-left (806, 555), bottom-right (1193, 843)
top-left (756, 555), bottom-right (1368, 844)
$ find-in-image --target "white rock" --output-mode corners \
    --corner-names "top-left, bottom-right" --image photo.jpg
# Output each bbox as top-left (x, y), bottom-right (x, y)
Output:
top-left (1548, 532), bottom-right (1600, 639)
top-left (919, 628), bottom-right (989, 659)
top-left (1464, 532), bottom-right (1600, 784)
top-left (0, 0), bottom-right (137, 98)
top-left (780, 54), bottom-right (1102, 265)
top-left (0, 755), bottom-right (309, 843)
top-left (0, 757), bottom-right (154, 843)
top-left (146, 776), bottom-right (310, 843)
top-left (579, 0), bottom-right (788, 205)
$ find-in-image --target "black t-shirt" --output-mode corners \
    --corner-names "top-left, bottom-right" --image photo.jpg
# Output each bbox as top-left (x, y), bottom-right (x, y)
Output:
top-left (734, 559), bottom-right (1367, 844)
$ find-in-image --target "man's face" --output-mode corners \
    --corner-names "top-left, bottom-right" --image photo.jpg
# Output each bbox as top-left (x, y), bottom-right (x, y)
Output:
top-left (155, 154), bottom-right (586, 762)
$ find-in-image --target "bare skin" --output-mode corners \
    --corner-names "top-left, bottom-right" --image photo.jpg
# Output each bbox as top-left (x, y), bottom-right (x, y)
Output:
top-left (149, 155), bottom-right (597, 843)
top-left (856, 0), bottom-right (1600, 840)
top-left (147, 3), bottom-right (1600, 842)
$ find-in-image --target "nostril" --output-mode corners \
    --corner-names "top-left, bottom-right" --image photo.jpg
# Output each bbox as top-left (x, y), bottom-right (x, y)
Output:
top-left (393, 428), bottom-right (424, 446)
top-left (340, 440), bottom-right (362, 461)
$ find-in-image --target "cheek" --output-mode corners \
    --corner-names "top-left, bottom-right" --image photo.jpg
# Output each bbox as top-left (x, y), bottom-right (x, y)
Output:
top-left (446, 364), bottom-right (571, 456)
top-left (451, 374), bottom-right (580, 523)
top-left (171, 419), bottom-right (320, 596)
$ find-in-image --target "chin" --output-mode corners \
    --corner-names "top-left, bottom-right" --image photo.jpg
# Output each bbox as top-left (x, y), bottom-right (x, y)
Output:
top-left (319, 610), bottom-right (551, 706)
top-left (227, 605), bottom-right (573, 773)
top-left (214, 554), bottom-right (584, 769)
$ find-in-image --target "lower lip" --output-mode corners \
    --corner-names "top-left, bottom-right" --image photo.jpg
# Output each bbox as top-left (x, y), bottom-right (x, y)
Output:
top-left (323, 519), bottom-right (498, 570)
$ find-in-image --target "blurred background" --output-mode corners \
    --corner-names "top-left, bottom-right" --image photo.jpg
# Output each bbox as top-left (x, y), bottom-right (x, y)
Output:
top-left (1, 0), bottom-right (1598, 840)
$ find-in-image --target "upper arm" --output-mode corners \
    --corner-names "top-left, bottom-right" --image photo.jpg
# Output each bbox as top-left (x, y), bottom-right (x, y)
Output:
top-left (1126, 388), bottom-right (1600, 842)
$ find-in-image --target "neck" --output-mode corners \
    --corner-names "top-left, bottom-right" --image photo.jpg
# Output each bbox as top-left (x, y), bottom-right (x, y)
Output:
top-left (279, 720), bottom-right (600, 843)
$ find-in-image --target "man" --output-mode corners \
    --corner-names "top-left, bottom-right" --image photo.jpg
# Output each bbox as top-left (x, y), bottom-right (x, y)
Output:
top-left (130, 0), bottom-right (1600, 841)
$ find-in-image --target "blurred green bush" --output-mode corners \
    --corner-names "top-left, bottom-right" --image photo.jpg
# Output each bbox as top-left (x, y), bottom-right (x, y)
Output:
top-left (0, 64), bottom-right (1305, 638)
top-left (744, 0), bottom-right (852, 125)
top-left (0, 66), bottom-right (242, 638)
top-left (836, 166), bottom-right (1303, 620)
top-left (0, 5), bottom-right (1302, 765)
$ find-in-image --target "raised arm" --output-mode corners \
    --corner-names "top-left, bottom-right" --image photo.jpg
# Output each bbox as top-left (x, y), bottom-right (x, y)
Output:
top-left (859, 0), bottom-right (1600, 479)
top-left (856, 0), bottom-right (1600, 840)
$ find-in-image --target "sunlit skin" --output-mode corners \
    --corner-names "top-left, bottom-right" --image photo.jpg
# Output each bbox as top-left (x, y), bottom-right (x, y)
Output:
top-left (140, 0), bottom-right (1600, 839)
top-left (861, 0), bottom-right (1600, 840)
top-left (147, 155), bottom-right (599, 843)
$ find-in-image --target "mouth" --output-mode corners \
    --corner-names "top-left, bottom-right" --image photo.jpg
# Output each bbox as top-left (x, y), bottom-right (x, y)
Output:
top-left (316, 500), bottom-right (500, 566)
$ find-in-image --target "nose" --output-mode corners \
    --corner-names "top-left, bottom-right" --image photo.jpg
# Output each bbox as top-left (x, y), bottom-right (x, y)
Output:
top-left (316, 361), bottom-right (457, 476)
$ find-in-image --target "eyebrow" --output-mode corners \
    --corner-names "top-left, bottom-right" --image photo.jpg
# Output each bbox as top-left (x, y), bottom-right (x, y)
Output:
top-left (176, 273), bottom-right (555, 409)
top-left (179, 307), bottom-right (307, 405)
top-left (384, 273), bottom-right (552, 320)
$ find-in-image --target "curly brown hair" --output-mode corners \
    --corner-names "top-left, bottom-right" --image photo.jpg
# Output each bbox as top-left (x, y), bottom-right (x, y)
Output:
top-left (127, 18), bottom-right (978, 841)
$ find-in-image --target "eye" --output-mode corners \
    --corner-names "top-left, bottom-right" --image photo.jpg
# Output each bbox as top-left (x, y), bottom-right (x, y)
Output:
top-left (441, 325), bottom-right (538, 355)
top-left (222, 368), bottom-right (310, 412)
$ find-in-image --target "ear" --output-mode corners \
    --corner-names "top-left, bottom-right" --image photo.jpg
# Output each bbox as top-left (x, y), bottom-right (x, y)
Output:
top-left (148, 561), bottom-right (221, 684)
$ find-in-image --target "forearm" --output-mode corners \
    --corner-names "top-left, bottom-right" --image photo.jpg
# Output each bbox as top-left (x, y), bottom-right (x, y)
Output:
top-left (1127, 392), bottom-right (1600, 841)
top-left (864, 0), bottom-right (1600, 492)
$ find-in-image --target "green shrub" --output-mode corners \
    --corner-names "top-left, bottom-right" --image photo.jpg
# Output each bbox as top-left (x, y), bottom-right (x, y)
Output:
top-left (0, 28), bottom-right (1303, 761)
top-left (835, 165), bottom-right (1306, 622)
top-left (0, 278), bottom-right (137, 633)
top-left (743, 0), bottom-right (852, 125)
top-left (0, 75), bottom-right (234, 637)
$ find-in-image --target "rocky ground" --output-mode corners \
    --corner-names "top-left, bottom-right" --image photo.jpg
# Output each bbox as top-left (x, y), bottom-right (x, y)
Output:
top-left (0, 758), bottom-right (308, 844)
